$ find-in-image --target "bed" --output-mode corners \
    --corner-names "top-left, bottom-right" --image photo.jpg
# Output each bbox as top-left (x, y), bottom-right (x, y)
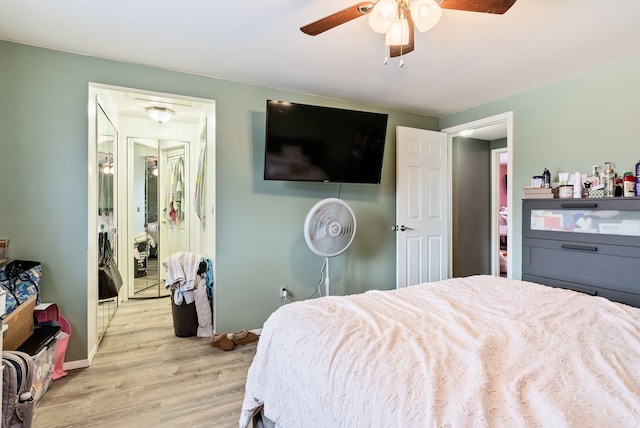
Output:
top-left (240, 275), bottom-right (640, 427)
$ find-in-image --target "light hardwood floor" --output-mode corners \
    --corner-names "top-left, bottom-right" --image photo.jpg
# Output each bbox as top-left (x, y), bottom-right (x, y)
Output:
top-left (33, 296), bottom-right (257, 428)
top-left (132, 257), bottom-right (170, 299)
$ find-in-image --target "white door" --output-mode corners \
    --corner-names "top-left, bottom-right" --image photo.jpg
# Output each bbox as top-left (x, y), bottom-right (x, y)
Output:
top-left (396, 126), bottom-right (448, 288)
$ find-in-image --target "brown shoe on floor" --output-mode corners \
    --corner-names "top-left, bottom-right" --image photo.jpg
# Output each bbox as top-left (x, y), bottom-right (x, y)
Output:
top-left (211, 333), bottom-right (235, 351)
top-left (230, 329), bottom-right (259, 345)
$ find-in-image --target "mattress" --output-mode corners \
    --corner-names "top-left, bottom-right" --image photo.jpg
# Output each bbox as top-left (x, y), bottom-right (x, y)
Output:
top-left (240, 275), bottom-right (640, 427)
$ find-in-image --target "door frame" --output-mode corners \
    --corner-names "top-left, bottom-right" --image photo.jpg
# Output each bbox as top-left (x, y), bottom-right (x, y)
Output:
top-left (441, 112), bottom-right (514, 278)
top-left (87, 83), bottom-right (216, 367)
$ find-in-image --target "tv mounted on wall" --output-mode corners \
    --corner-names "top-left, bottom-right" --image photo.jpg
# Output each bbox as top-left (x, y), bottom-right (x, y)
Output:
top-left (264, 100), bottom-right (388, 184)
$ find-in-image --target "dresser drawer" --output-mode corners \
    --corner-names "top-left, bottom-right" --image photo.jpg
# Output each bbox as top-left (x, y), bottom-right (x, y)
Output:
top-left (523, 273), bottom-right (597, 295)
top-left (522, 237), bottom-right (640, 295)
top-left (522, 198), bottom-right (640, 247)
top-left (523, 273), bottom-right (640, 308)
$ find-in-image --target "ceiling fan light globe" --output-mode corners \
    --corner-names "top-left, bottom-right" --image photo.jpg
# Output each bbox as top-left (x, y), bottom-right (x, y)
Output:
top-left (368, 0), bottom-right (396, 33)
top-left (411, 0), bottom-right (442, 32)
top-left (385, 18), bottom-right (409, 45)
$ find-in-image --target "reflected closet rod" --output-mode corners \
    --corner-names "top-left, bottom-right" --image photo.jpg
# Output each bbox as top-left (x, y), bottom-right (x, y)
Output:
top-left (163, 149), bottom-right (184, 161)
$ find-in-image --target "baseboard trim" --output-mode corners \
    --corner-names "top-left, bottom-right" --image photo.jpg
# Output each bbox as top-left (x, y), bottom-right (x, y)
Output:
top-left (62, 343), bottom-right (98, 371)
top-left (63, 359), bottom-right (90, 371)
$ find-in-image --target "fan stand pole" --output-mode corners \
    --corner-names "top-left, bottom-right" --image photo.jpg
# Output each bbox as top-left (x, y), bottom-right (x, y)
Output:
top-left (325, 256), bottom-right (330, 296)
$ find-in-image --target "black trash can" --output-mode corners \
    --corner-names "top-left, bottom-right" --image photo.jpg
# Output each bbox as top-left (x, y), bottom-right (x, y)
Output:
top-left (170, 290), bottom-right (198, 337)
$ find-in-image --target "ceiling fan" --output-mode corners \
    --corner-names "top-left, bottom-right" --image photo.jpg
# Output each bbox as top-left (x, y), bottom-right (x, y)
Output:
top-left (300, 0), bottom-right (517, 60)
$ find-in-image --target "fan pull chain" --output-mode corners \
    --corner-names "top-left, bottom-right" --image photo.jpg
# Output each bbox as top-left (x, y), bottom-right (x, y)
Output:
top-left (384, 45), bottom-right (404, 67)
top-left (384, 40), bottom-right (389, 65)
top-left (399, 17), bottom-right (405, 68)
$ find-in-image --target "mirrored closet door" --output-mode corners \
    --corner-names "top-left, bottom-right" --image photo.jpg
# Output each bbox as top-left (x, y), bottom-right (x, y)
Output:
top-left (130, 138), bottom-right (163, 298)
top-left (129, 138), bottom-right (190, 299)
top-left (97, 105), bottom-right (119, 340)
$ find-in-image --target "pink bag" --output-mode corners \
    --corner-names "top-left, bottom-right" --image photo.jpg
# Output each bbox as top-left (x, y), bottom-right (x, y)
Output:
top-left (52, 316), bottom-right (70, 379)
top-left (34, 304), bottom-right (71, 379)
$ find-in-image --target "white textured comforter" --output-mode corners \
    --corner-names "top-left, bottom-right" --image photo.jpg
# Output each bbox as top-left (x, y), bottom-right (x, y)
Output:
top-left (240, 275), bottom-right (640, 427)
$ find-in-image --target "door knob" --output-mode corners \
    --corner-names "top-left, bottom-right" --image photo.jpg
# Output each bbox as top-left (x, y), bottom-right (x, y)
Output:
top-left (392, 225), bottom-right (414, 232)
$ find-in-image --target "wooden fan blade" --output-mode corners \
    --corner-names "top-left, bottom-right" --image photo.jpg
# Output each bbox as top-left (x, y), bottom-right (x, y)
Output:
top-left (300, 1), bottom-right (375, 36)
top-left (389, 12), bottom-right (415, 58)
top-left (439, 0), bottom-right (517, 14)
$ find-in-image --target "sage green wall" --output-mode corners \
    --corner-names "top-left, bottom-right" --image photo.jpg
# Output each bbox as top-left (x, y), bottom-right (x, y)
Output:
top-left (0, 41), bottom-right (437, 362)
top-left (440, 53), bottom-right (640, 279)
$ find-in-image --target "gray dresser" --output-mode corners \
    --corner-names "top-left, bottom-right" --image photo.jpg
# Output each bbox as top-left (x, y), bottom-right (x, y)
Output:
top-left (522, 198), bottom-right (640, 307)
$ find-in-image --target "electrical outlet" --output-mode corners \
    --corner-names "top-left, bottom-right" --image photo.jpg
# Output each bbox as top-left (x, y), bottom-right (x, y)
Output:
top-left (280, 286), bottom-right (287, 298)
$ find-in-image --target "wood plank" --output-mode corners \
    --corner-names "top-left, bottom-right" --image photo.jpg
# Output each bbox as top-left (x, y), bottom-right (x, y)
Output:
top-left (33, 296), bottom-right (257, 428)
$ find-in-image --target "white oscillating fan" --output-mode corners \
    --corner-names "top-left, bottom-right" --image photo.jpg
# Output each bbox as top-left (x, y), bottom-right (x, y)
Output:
top-left (304, 198), bottom-right (357, 296)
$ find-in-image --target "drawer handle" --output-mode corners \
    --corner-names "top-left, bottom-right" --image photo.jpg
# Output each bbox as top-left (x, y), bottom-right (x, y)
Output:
top-left (560, 244), bottom-right (598, 251)
top-left (560, 202), bottom-right (598, 208)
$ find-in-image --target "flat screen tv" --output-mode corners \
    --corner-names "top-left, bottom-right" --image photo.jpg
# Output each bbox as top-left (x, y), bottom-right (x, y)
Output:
top-left (264, 100), bottom-right (388, 184)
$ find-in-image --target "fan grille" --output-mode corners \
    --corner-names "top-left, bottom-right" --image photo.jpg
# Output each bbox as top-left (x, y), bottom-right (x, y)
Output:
top-left (305, 199), bottom-right (356, 257)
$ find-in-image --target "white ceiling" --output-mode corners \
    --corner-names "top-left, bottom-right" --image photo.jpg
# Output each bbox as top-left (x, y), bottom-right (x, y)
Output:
top-left (107, 89), bottom-right (211, 125)
top-left (2, 1), bottom-right (640, 118)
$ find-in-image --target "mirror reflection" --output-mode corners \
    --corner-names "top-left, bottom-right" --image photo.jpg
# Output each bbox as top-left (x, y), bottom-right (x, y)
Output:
top-left (129, 138), bottom-right (190, 298)
top-left (131, 138), bottom-right (166, 298)
top-left (97, 104), bottom-right (119, 339)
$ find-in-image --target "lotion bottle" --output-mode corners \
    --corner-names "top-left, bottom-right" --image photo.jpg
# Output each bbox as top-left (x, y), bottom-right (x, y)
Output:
top-left (573, 172), bottom-right (582, 198)
top-left (586, 165), bottom-right (600, 188)
top-left (624, 173), bottom-right (635, 197)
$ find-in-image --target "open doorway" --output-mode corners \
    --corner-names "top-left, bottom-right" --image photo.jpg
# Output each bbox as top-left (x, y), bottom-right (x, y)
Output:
top-left (88, 83), bottom-right (216, 359)
top-left (492, 148), bottom-right (508, 277)
top-left (442, 112), bottom-right (513, 279)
